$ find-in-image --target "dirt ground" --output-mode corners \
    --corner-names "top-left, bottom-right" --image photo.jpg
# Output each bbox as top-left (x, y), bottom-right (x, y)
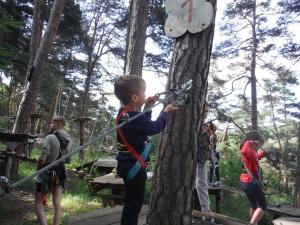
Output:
top-left (0, 173), bottom-right (78, 225)
top-left (0, 187), bottom-right (36, 224)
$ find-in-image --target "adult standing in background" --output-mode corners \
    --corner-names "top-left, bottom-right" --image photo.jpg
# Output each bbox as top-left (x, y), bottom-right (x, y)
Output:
top-left (35, 116), bottom-right (73, 225)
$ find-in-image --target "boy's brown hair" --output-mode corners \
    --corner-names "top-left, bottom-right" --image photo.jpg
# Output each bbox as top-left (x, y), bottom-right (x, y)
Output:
top-left (240, 130), bottom-right (265, 150)
top-left (52, 116), bottom-right (66, 126)
top-left (114, 75), bottom-right (145, 105)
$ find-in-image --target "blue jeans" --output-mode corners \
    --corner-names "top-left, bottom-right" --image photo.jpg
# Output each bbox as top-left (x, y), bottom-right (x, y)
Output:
top-left (209, 164), bottom-right (220, 183)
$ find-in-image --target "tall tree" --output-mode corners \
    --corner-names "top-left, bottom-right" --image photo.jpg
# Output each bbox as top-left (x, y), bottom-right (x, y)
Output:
top-left (213, 0), bottom-right (284, 131)
top-left (277, 0), bottom-right (300, 66)
top-left (295, 124), bottom-right (300, 207)
top-left (77, 0), bottom-right (126, 159)
top-left (9, 0), bottom-right (66, 180)
top-left (148, 0), bottom-right (217, 224)
top-left (260, 67), bottom-right (299, 194)
top-left (124, 0), bottom-right (149, 76)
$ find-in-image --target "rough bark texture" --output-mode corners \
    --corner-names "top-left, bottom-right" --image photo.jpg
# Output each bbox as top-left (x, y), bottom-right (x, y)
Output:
top-left (294, 125), bottom-right (300, 207)
top-left (147, 1), bottom-right (217, 224)
top-left (250, 0), bottom-right (258, 131)
top-left (10, 0), bottom-right (66, 179)
top-left (125, 0), bottom-right (149, 76)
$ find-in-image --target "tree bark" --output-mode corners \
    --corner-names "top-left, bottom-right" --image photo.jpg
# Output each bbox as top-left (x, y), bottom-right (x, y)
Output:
top-left (10, 0), bottom-right (66, 180)
top-left (294, 124), bottom-right (300, 207)
top-left (147, 1), bottom-right (217, 224)
top-left (124, 0), bottom-right (149, 76)
top-left (250, 0), bottom-right (258, 131)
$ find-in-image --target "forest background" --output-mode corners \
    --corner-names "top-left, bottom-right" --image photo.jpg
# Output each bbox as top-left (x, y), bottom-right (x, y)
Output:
top-left (0, 0), bottom-right (300, 224)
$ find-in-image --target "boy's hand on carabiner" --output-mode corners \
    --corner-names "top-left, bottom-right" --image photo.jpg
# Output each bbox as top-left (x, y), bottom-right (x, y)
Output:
top-left (145, 95), bottom-right (158, 108)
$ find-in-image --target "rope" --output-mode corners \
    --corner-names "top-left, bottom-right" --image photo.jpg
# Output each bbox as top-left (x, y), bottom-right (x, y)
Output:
top-left (210, 105), bottom-right (282, 171)
top-left (63, 77), bottom-right (76, 117)
top-left (0, 79), bottom-right (193, 196)
top-left (53, 79), bottom-right (64, 116)
top-left (88, 116), bottom-right (113, 176)
top-left (0, 98), bottom-right (165, 196)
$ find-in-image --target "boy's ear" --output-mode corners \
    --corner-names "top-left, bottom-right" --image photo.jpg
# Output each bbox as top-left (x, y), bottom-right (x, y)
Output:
top-left (130, 94), bottom-right (138, 102)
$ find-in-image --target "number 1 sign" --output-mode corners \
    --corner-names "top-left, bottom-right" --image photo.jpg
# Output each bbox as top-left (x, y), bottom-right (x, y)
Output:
top-left (164, 0), bottom-right (214, 38)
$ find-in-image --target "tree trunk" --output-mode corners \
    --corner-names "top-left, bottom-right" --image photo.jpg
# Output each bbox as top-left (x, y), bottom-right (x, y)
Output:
top-left (283, 91), bottom-right (289, 195)
top-left (250, 0), bottom-right (258, 131)
top-left (147, 2), bottom-right (217, 224)
top-left (294, 124), bottom-right (300, 207)
top-left (78, 69), bottom-right (92, 160)
top-left (124, 0), bottom-right (149, 76)
top-left (10, 0), bottom-right (66, 180)
top-left (221, 123), bottom-right (229, 144)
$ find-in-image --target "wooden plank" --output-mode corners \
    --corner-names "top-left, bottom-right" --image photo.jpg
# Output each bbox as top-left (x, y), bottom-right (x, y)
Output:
top-left (273, 217), bottom-right (300, 225)
top-left (68, 205), bottom-right (148, 225)
top-left (89, 173), bottom-right (124, 185)
top-left (93, 194), bottom-right (124, 199)
top-left (68, 205), bottom-right (123, 224)
top-left (93, 156), bottom-right (117, 168)
top-left (193, 210), bottom-right (248, 225)
top-left (0, 151), bottom-right (37, 163)
top-left (268, 205), bottom-right (300, 217)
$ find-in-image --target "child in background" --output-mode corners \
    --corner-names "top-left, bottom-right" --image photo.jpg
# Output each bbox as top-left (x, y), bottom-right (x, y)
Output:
top-left (208, 149), bottom-right (221, 187)
top-left (114, 75), bottom-right (178, 225)
top-left (240, 130), bottom-right (269, 225)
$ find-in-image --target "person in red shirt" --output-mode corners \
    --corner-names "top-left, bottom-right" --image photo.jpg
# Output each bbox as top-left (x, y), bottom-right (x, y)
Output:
top-left (240, 131), bottom-right (269, 225)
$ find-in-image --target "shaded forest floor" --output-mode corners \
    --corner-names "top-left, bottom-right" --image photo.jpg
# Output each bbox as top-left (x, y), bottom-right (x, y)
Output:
top-left (0, 173), bottom-right (83, 225)
top-left (0, 187), bottom-right (36, 224)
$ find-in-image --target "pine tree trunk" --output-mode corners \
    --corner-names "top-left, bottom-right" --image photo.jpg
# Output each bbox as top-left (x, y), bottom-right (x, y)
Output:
top-left (250, 0), bottom-right (258, 131)
top-left (10, 0), bottom-right (66, 180)
top-left (294, 125), bottom-right (300, 207)
top-left (147, 2), bottom-right (217, 224)
top-left (125, 0), bottom-right (149, 76)
top-left (79, 70), bottom-right (92, 160)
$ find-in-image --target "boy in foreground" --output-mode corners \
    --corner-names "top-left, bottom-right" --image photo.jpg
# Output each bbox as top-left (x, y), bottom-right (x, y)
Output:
top-left (114, 75), bottom-right (177, 225)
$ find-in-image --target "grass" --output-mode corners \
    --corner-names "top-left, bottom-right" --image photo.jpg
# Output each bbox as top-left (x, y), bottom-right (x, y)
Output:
top-left (1, 138), bottom-right (296, 225)
top-left (2, 146), bottom-right (111, 225)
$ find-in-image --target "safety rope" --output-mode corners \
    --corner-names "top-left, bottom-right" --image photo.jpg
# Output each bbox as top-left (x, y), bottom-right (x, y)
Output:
top-left (207, 103), bottom-right (285, 171)
top-left (0, 80), bottom-right (192, 196)
top-left (87, 116), bottom-right (113, 175)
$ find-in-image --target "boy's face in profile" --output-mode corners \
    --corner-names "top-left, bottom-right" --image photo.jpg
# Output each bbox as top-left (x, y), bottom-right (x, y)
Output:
top-left (135, 82), bottom-right (146, 108)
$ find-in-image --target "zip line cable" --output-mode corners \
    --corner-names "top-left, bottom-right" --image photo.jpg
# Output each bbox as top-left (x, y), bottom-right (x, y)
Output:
top-left (63, 77), bottom-right (76, 117)
top-left (88, 116), bottom-right (113, 176)
top-left (80, 101), bottom-right (109, 171)
top-left (0, 80), bottom-right (193, 196)
top-left (0, 90), bottom-right (26, 104)
top-left (0, 100), bottom-right (160, 196)
top-left (207, 103), bottom-right (284, 171)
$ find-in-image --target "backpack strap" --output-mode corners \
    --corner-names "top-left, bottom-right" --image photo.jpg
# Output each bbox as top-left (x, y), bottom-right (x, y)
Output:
top-left (116, 109), bottom-right (147, 169)
top-left (53, 131), bottom-right (69, 160)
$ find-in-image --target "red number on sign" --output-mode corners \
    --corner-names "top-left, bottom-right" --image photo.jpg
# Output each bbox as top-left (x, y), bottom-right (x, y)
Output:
top-left (181, 0), bottom-right (193, 22)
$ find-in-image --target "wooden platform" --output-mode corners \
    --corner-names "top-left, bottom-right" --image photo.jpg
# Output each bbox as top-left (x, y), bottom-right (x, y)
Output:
top-left (68, 205), bottom-right (248, 225)
top-left (88, 172), bottom-right (153, 207)
top-left (194, 186), bottom-right (222, 213)
top-left (68, 205), bottom-right (148, 225)
top-left (68, 157), bottom-right (117, 179)
top-left (93, 156), bottom-right (117, 173)
top-left (267, 204), bottom-right (300, 219)
top-left (273, 217), bottom-right (300, 225)
top-left (193, 210), bottom-right (248, 225)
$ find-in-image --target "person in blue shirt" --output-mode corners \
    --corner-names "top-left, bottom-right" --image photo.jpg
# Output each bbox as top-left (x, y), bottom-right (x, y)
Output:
top-left (208, 149), bottom-right (221, 187)
top-left (114, 75), bottom-right (177, 225)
